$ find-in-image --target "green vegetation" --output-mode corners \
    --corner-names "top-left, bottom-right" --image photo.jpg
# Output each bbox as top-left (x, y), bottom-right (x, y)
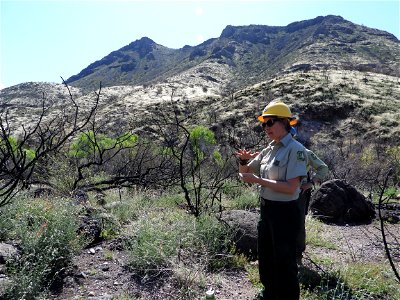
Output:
top-left (0, 66), bottom-right (399, 299)
top-left (300, 262), bottom-right (400, 300)
top-left (2, 194), bottom-right (86, 299)
top-left (69, 131), bottom-right (138, 158)
top-left (125, 209), bottom-right (235, 276)
top-left (305, 216), bottom-right (337, 250)
top-left (0, 184), bottom-right (399, 299)
top-left (0, 136), bottom-right (36, 161)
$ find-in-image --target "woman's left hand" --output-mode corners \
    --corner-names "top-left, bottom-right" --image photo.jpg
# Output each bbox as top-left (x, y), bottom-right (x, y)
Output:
top-left (239, 173), bottom-right (260, 184)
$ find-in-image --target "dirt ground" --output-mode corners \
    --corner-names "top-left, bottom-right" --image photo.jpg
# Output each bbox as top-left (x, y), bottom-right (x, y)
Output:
top-left (47, 238), bottom-right (259, 300)
top-left (48, 221), bottom-right (399, 300)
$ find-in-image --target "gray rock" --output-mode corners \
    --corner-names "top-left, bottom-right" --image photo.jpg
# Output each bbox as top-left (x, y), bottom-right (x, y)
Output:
top-left (88, 294), bottom-right (113, 300)
top-left (309, 179), bottom-right (375, 224)
top-left (0, 243), bottom-right (18, 264)
top-left (220, 210), bottom-right (258, 259)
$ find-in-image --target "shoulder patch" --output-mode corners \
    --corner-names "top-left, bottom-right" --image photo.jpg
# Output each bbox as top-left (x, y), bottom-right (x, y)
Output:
top-left (297, 151), bottom-right (305, 161)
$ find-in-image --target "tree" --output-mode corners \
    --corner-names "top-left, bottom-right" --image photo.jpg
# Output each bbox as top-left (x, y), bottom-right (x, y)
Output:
top-left (0, 80), bottom-right (100, 207)
top-left (153, 98), bottom-right (236, 216)
top-left (376, 169), bottom-right (400, 283)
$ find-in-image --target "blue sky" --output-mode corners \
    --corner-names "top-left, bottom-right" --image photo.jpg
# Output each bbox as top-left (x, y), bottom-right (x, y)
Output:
top-left (1, 0), bottom-right (399, 89)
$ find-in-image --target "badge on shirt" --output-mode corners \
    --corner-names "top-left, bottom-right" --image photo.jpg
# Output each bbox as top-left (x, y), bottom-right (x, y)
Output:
top-left (297, 151), bottom-right (305, 161)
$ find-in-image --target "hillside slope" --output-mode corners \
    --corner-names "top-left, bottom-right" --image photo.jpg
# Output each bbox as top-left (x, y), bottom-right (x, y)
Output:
top-left (0, 15), bottom-right (399, 149)
top-left (1, 68), bottom-right (399, 147)
top-left (64, 15), bottom-right (399, 91)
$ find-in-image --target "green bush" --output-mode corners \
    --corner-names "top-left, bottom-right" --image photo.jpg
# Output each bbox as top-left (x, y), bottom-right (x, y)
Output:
top-left (125, 209), bottom-right (235, 278)
top-left (0, 203), bottom-right (15, 241)
top-left (4, 196), bottom-right (85, 299)
top-left (306, 216), bottom-right (337, 250)
top-left (46, 155), bottom-right (78, 194)
top-left (301, 263), bottom-right (400, 300)
top-left (69, 131), bottom-right (138, 158)
top-left (341, 262), bottom-right (400, 299)
top-left (229, 186), bottom-right (259, 210)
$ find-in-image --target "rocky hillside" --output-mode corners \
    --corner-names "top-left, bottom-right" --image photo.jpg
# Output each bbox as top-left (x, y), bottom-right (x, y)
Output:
top-left (0, 15), bottom-right (399, 148)
top-left (64, 15), bottom-right (399, 91)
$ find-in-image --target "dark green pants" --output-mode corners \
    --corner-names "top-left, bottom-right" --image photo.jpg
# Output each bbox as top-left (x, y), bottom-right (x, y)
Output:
top-left (258, 198), bottom-right (301, 300)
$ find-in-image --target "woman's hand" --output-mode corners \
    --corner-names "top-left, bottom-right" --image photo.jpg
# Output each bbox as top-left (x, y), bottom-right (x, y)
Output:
top-left (240, 175), bottom-right (302, 194)
top-left (235, 148), bottom-right (259, 160)
top-left (239, 173), bottom-right (260, 184)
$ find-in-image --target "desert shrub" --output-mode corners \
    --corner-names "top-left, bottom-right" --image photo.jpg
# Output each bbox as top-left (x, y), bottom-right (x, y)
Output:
top-left (386, 145), bottom-right (400, 185)
top-left (230, 186), bottom-right (259, 210)
top-left (301, 263), bottom-right (400, 300)
top-left (69, 131), bottom-right (138, 158)
top-left (221, 179), bottom-right (243, 199)
top-left (45, 154), bottom-right (79, 194)
top-left (318, 138), bottom-right (397, 195)
top-left (125, 208), bottom-right (235, 279)
top-left (306, 216), bottom-right (337, 250)
top-left (0, 136), bottom-right (36, 162)
top-left (4, 196), bottom-right (85, 299)
top-left (311, 270), bottom-right (352, 300)
top-left (341, 262), bottom-right (400, 299)
top-left (232, 194), bottom-right (259, 210)
top-left (0, 202), bottom-right (15, 241)
top-left (153, 103), bottom-right (237, 216)
top-left (103, 189), bottom-right (177, 224)
top-left (189, 125), bottom-right (216, 161)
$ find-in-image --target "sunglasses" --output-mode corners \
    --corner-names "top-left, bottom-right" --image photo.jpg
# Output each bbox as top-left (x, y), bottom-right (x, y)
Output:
top-left (262, 118), bottom-right (279, 128)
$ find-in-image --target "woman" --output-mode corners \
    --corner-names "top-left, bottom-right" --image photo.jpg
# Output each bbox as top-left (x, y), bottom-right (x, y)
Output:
top-left (236, 101), bottom-right (307, 300)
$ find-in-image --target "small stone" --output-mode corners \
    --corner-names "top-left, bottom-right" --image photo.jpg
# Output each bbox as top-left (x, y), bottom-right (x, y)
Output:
top-left (76, 271), bottom-right (88, 278)
top-left (101, 265), bottom-right (110, 271)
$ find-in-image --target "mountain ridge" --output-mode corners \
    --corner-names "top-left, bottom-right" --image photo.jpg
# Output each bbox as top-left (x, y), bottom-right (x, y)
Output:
top-left (64, 15), bottom-right (399, 91)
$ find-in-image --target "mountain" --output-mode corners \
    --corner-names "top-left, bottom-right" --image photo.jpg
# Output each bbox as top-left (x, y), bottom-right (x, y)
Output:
top-left (1, 15), bottom-right (400, 147)
top-left (65, 15), bottom-right (399, 91)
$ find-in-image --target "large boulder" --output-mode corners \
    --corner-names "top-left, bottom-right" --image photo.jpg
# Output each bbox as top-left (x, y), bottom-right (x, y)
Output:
top-left (309, 179), bottom-right (375, 224)
top-left (220, 209), bottom-right (258, 259)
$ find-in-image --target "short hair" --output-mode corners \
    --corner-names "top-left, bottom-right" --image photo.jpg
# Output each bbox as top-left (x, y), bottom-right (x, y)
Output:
top-left (278, 118), bottom-right (291, 132)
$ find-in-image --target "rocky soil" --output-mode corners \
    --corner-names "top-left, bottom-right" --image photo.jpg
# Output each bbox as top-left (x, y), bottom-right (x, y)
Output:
top-left (42, 220), bottom-right (399, 300)
top-left (46, 238), bottom-right (258, 300)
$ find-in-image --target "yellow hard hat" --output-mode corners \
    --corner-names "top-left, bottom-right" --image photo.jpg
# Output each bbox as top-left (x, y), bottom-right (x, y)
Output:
top-left (257, 101), bottom-right (293, 122)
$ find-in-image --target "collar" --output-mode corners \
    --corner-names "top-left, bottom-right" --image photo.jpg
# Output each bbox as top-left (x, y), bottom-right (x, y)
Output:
top-left (269, 133), bottom-right (293, 148)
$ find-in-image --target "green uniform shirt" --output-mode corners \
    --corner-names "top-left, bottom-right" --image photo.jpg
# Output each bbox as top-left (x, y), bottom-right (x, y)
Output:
top-left (248, 133), bottom-right (307, 201)
top-left (304, 148), bottom-right (329, 183)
